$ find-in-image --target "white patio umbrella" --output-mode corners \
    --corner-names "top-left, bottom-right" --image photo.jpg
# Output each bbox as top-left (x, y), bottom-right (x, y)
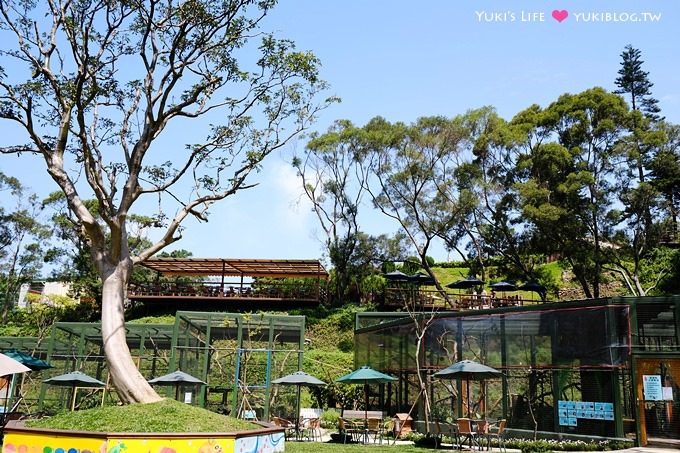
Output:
top-left (1, 353), bottom-right (31, 413)
top-left (0, 352), bottom-right (31, 377)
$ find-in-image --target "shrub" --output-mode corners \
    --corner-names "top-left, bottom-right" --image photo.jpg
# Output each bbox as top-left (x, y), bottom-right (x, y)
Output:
top-left (320, 409), bottom-right (339, 429)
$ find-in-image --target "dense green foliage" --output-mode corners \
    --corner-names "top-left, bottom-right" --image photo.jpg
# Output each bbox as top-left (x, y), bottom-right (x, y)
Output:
top-left (296, 46), bottom-right (680, 303)
top-left (26, 399), bottom-right (257, 433)
top-left (291, 305), bottom-right (366, 410)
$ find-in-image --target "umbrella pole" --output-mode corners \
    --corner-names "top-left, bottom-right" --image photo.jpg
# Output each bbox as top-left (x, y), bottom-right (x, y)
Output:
top-left (8, 374), bottom-right (17, 410)
top-left (296, 384), bottom-right (301, 440)
top-left (71, 386), bottom-right (77, 411)
top-left (364, 382), bottom-right (369, 443)
top-left (467, 378), bottom-right (471, 418)
top-left (2, 374), bottom-right (16, 414)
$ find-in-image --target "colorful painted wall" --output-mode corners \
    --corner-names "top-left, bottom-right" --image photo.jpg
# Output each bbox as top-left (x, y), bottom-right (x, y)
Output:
top-left (2, 427), bottom-right (284, 453)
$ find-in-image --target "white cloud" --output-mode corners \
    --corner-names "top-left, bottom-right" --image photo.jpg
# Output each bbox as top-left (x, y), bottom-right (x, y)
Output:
top-left (268, 160), bottom-right (314, 231)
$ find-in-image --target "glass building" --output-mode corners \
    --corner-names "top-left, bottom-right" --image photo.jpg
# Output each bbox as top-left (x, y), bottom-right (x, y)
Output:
top-left (354, 296), bottom-right (680, 447)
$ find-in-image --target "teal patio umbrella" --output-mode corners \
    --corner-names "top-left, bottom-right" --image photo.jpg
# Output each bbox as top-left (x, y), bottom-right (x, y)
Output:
top-left (518, 281), bottom-right (547, 301)
top-left (446, 276), bottom-right (484, 289)
top-left (3, 350), bottom-right (52, 371)
top-left (383, 270), bottom-right (409, 282)
top-left (336, 366), bottom-right (397, 429)
top-left (489, 281), bottom-right (517, 292)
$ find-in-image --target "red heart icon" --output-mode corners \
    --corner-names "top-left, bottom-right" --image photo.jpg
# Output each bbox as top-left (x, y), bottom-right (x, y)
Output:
top-left (552, 9), bottom-right (569, 22)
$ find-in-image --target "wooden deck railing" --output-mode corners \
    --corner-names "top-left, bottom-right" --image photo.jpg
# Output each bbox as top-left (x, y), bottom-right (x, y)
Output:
top-left (127, 280), bottom-right (327, 302)
top-left (383, 288), bottom-right (532, 310)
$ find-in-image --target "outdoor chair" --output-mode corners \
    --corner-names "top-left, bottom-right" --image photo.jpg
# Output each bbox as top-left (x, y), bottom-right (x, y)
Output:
top-left (483, 419), bottom-right (507, 452)
top-left (301, 417), bottom-right (322, 442)
top-left (272, 416), bottom-right (296, 440)
top-left (456, 417), bottom-right (479, 450)
top-left (434, 420), bottom-right (458, 449)
top-left (338, 417), bottom-right (362, 443)
top-left (367, 417), bottom-right (384, 444)
top-left (475, 419), bottom-right (490, 450)
top-left (433, 420), bottom-right (445, 449)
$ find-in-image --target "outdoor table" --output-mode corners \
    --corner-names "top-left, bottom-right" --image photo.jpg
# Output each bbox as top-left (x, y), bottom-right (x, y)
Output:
top-left (339, 417), bottom-right (364, 443)
top-left (350, 418), bottom-right (370, 444)
top-left (455, 418), bottom-right (481, 450)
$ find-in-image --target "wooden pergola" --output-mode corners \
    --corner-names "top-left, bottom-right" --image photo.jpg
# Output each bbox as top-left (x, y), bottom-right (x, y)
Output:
top-left (127, 258), bottom-right (328, 309)
top-left (139, 257), bottom-right (328, 279)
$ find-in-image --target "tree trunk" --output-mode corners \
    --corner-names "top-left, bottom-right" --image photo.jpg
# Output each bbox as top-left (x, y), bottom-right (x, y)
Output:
top-left (101, 264), bottom-right (162, 404)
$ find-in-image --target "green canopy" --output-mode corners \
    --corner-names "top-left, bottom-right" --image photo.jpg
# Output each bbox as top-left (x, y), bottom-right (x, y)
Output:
top-left (336, 366), bottom-right (396, 433)
top-left (335, 366), bottom-right (397, 384)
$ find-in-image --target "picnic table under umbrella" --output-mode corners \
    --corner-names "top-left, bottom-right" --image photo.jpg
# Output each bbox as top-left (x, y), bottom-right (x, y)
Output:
top-left (446, 276), bottom-right (484, 289)
top-left (148, 370), bottom-right (206, 401)
top-left (336, 366), bottom-right (397, 442)
top-left (383, 270), bottom-right (410, 282)
top-left (408, 272), bottom-right (435, 286)
top-left (433, 360), bottom-right (503, 418)
top-left (489, 281), bottom-right (517, 292)
top-left (272, 371), bottom-right (326, 440)
top-left (518, 281), bottom-right (547, 300)
top-left (447, 276), bottom-right (485, 308)
top-left (43, 371), bottom-right (106, 411)
top-left (490, 281), bottom-right (517, 305)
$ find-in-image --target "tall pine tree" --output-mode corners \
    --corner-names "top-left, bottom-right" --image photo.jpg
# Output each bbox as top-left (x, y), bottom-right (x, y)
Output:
top-left (615, 44), bottom-right (661, 121)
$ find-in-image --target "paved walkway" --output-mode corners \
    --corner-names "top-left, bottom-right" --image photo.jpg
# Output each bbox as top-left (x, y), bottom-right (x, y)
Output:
top-left (309, 429), bottom-right (679, 452)
top-left (617, 449), bottom-right (679, 453)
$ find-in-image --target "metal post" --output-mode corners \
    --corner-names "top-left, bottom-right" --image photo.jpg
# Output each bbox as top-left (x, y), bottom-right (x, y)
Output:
top-left (231, 316), bottom-right (243, 416)
top-left (200, 316), bottom-right (212, 408)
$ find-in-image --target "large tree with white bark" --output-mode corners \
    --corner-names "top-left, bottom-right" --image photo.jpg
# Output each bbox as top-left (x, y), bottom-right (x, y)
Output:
top-left (0, 0), bottom-right (332, 404)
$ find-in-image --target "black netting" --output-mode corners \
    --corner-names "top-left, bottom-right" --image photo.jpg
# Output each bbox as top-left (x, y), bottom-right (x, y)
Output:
top-left (355, 304), bottom-right (632, 437)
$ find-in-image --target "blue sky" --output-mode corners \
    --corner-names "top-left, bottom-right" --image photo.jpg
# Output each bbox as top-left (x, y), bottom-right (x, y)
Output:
top-left (2, 0), bottom-right (679, 266)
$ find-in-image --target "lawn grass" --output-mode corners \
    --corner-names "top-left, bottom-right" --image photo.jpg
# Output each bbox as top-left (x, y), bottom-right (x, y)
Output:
top-left (25, 399), bottom-right (258, 433)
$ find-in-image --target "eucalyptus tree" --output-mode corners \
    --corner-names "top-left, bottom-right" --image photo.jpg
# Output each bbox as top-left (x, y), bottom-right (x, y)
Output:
top-left (477, 106), bottom-right (559, 283)
top-left (0, 0), bottom-right (332, 403)
top-left (357, 116), bottom-right (475, 306)
top-left (649, 123), bottom-right (680, 232)
top-left (440, 106), bottom-right (540, 281)
top-left (611, 121), bottom-right (680, 296)
top-left (513, 88), bottom-right (629, 298)
top-left (296, 120), bottom-right (375, 304)
top-left (0, 173), bottom-right (53, 321)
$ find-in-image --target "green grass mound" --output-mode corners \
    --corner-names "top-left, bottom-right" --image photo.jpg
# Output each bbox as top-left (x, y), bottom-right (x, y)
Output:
top-left (26, 399), bottom-right (259, 433)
